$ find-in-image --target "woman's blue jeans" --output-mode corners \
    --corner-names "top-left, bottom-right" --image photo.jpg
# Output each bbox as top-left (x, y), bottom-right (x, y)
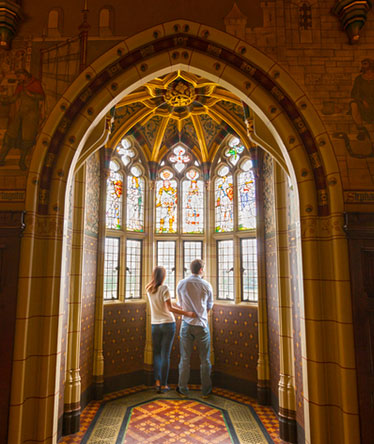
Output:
top-left (151, 322), bottom-right (176, 385)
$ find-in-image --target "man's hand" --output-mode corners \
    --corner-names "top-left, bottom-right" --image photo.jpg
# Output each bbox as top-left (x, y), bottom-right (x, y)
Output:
top-left (186, 311), bottom-right (197, 318)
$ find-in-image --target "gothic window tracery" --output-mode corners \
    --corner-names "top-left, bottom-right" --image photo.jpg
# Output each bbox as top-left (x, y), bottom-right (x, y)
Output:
top-left (104, 137), bottom-right (145, 300)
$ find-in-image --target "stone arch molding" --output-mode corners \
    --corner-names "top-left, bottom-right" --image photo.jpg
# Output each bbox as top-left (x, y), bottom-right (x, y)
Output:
top-left (10, 20), bottom-right (358, 444)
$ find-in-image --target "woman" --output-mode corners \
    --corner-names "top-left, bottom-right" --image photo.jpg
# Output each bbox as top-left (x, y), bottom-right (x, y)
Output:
top-left (146, 266), bottom-right (196, 393)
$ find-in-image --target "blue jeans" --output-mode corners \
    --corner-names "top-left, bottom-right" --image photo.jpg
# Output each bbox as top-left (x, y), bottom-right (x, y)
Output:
top-left (151, 322), bottom-right (176, 385)
top-left (178, 321), bottom-right (212, 396)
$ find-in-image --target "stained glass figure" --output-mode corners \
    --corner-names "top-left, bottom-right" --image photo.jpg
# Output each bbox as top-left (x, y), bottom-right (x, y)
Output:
top-left (225, 137), bottom-right (245, 166)
top-left (126, 170), bottom-right (145, 232)
top-left (182, 169), bottom-right (204, 233)
top-left (169, 145), bottom-right (190, 173)
top-left (155, 169), bottom-right (178, 233)
top-left (106, 161), bottom-right (123, 229)
top-left (117, 137), bottom-right (135, 166)
top-left (238, 159), bottom-right (256, 230)
top-left (215, 166), bottom-right (234, 232)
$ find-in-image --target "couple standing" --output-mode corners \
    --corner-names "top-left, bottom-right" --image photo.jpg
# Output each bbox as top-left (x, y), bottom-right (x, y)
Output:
top-left (146, 259), bottom-right (213, 397)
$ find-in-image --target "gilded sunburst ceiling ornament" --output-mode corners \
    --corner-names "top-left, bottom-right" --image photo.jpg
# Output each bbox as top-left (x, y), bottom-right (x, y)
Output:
top-left (113, 70), bottom-right (250, 163)
top-left (164, 79), bottom-right (197, 107)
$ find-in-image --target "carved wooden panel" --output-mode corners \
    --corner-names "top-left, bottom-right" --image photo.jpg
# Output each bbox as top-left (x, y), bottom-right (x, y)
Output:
top-left (345, 213), bottom-right (374, 443)
top-left (0, 212), bottom-right (24, 444)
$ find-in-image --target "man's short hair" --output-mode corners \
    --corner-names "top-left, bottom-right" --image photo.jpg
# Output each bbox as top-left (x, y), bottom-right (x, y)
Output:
top-left (190, 259), bottom-right (204, 274)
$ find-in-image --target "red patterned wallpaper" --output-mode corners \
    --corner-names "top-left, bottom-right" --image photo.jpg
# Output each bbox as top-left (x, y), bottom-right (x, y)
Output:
top-left (103, 303), bottom-right (146, 376)
top-left (212, 304), bottom-right (258, 381)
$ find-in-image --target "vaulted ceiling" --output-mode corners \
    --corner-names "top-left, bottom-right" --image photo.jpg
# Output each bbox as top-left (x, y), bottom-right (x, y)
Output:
top-left (110, 71), bottom-right (251, 163)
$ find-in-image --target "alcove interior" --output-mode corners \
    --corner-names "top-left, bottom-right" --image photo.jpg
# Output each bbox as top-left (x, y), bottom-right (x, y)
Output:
top-left (61, 69), bottom-right (304, 439)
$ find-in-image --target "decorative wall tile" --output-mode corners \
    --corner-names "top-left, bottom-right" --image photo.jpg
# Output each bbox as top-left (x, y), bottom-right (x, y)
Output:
top-left (212, 305), bottom-right (258, 381)
top-left (103, 303), bottom-right (146, 376)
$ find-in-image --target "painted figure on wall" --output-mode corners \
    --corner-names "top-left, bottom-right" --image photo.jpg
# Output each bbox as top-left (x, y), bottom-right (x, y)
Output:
top-left (350, 58), bottom-right (374, 139)
top-left (0, 69), bottom-right (45, 170)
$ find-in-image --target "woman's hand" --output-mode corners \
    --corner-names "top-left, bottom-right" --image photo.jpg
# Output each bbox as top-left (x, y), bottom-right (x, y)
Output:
top-left (185, 311), bottom-right (197, 318)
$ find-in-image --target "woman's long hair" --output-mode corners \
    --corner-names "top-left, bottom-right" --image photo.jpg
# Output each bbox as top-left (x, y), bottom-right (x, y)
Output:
top-left (145, 266), bottom-right (166, 294)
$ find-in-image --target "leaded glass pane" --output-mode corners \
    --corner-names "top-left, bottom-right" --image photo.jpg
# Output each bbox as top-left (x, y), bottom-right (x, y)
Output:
top-left (157, 241), bottom-right (176, 298)
top-left (126, 175), bottom-right (144, 232)
top-left (225, 137), bottom-right (245, 166)
top-left (238, 167), bottom-right (256, 230)
top-left (104, 237), bottom-right (120, 300)
top-left (169, 145), bottom-right (190, 173)
top-left (183, 241), bottom-right (203, 278)
top-left (241, 238), bottom-right (258, 302)
top-left (215, 173), bottom-right (234, 232)
top-left (217, 240), bottom-right (234, 300)
top-left (125, 239), bottom-right (142, 299)
top-left (106, 166), bottom-right (123, 229)
top-left (117, 137), bottom-right (135, 166)
top-left (182, 170), bottom-right (204, 234)
top-left (155, 170), bottom-right (177, 233)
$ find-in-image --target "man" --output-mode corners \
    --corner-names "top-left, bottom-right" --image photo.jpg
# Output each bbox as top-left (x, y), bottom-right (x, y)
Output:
top-left (176, 259), bottom-right (213, 398)
top-left (350, 58), bottom-right (374, 138)
top-left (0, 69), bottom-right (45, 170)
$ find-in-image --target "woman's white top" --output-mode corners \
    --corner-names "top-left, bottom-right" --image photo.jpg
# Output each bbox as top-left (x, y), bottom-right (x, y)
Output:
top-left (147, 284), bottom-right (176, 324)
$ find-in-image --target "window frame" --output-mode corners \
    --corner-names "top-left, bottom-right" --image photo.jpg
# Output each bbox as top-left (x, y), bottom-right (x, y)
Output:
top-left (103, 236), bottom-right (121, 301)
top-left (125, 238), bottom-right (143, 300)
top-left (104, 137), bottom-right (147, 304)
top-left (213, 137), bottom-right (259, 305)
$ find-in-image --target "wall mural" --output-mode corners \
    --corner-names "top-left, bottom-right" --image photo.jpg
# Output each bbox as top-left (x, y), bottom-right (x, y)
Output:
top-left (333, 58), bottom-right (374, 159)
top-left (0, 44), bottom-right (44, 171)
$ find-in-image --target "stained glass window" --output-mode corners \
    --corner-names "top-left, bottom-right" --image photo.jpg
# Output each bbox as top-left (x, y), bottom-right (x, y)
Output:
top-left (157, 241), bottom-right (176, 298)
top-left (125, 239), bottom-right (142, 299)
top-left (238, 159), bottom-right (256, 230)
top-left (106, 161), bottom-right (123, 229)
top-left (217, 240), bottom-right (234, 300)
top-left (155, 169), bottom-right (177, 233)
top-left (169, 145), bottom-right (190, 173)
top-left (104, 237), bottom-right (120, 300)
top-left (225, 137), bottom-right (245, 166)
top-left (215, 166), bottom-right (234, 232)
top-left (116, 137), bottom-right (136, 166)
top-left (240, 238), bottom-right (258, 302)
top-left (126, 166), bottom-right (144, 232)
top-left (182, 169), bottom-right (204, 234)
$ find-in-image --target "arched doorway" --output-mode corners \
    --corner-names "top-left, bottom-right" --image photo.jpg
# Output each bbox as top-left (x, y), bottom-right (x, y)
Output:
top-left (9, 21), bottom-right (358, 444)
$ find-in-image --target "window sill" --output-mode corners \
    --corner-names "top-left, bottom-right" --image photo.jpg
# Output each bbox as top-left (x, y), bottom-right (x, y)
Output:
top-left (104, 299), bottom-right (146, 305)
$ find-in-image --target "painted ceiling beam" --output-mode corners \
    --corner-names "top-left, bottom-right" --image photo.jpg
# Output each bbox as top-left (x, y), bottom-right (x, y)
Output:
top-left (190, 114), bottom-right (208, 162)
top-left (150, 116), bottom-right (170, 162)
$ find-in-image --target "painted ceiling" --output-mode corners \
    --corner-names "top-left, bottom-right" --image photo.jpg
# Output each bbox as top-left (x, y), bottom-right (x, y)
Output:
top-left (111, 71), bottom-right (248, 163)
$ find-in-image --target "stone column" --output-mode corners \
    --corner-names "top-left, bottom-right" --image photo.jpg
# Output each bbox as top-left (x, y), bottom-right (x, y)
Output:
top-left (92, 147), bottom-right (110, 399)
top-left (274, 164), bottom-right (296, 443)
top-left (144, 174), bottom-right (155, 384)
top-left (253, 148), bottom-right (271, 405)
top-left (63, 166), bottom-right (85, 434)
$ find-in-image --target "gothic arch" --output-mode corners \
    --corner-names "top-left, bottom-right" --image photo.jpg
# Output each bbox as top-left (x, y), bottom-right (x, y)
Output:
top-left (10, 21), bottom-right (358, 444)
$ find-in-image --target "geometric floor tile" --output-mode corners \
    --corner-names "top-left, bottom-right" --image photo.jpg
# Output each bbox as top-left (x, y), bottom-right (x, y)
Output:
top-left (59, 386), bottom-right (280, 444)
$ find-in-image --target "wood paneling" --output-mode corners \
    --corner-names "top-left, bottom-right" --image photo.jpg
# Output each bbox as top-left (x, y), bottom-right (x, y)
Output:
top-left (0, 211), bottom-right (24, 444)
top-left (345, 213), bottom-right (374, 443)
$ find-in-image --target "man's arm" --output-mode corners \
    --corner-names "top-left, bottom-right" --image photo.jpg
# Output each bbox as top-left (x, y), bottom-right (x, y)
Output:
top-left (206, 283), bottom-right (214, 312)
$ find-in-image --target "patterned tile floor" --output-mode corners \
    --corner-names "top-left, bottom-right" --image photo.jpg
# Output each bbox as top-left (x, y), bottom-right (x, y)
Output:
top-left (58, 385), bottom-right (281, 444)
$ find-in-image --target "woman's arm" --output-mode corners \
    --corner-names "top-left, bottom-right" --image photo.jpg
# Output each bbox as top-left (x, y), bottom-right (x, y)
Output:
top-left (165, 299), bottom-right (196, 318)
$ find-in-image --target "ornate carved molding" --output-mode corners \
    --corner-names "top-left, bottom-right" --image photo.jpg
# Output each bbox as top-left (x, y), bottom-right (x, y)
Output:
top-left (332, 0), bottom-right (372, 44)
top-left (0, 210), bottom-right (25, 230)
top-left (0, 1), bottom-right (22, 50)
